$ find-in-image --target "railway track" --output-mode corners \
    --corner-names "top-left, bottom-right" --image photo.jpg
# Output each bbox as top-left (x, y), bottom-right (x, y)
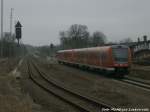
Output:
top-left (125, 76), bottom-right (150, 85)
top-left (48, 61), bottom-right (150, 92)
top-left (120, 77), bottom-right (150, 91)
top-left (27, 60), bottom-right (113, 112)
top-left (36, 55), bottom-right (150, 92)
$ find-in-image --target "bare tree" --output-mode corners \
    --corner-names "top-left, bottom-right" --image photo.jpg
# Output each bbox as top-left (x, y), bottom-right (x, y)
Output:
top-left (59, 24), bottom-right (90, 49)
top-left (59, 31), bottom-right (70, 49)
top-left (0, 32), bottom-right (27, 57)
top-left (68, 24), bottom-right (89, 48)
top-left (92, 31), bottom-right (106, 46)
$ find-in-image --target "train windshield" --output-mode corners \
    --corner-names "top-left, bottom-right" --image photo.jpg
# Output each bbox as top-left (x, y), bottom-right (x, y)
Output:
top-left (112, 48), bottom-right (128, 63)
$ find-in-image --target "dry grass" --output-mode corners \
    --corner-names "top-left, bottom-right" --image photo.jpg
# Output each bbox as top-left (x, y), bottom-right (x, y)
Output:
top-left (0, 58), bottom-right (48, 112)
top-left (130, 70), bottom-right (150, 80)
top-left (130, 64), bottom-right (150, 80)
top-left (0, 95), bottom-right (32, 112)
top-left (0, 74), bottom-right (33, 112)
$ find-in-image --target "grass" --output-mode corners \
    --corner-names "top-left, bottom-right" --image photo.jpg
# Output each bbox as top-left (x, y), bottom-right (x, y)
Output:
top-left (129, 70), bottom-right (150, 80)
top-left (0, 95), bottom-right (32, 112)
top-left (0, 75), bottom-right (33, 112)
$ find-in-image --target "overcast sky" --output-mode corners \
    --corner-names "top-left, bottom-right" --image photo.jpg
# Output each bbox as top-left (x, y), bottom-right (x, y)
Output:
top-left (2, 0), bottom-right (150, 46)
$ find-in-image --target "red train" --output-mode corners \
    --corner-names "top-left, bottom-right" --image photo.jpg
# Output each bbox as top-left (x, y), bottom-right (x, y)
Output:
top-left (56, 45), bottom-right (132, 76)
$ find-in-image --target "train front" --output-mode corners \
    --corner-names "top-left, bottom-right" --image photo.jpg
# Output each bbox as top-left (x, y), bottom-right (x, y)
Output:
top-left (111, 45), bottom-right (131, 75)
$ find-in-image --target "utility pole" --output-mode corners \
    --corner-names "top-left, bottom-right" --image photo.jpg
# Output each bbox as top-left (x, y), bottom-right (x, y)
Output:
top-left (1, 0), bottom-right (4, 57)
top-left (9, 8), bottom-right (14, 57)
top-left (10, 8), bottom-right (14, 36)
top-left (1, 0), bottom-right (3, 38)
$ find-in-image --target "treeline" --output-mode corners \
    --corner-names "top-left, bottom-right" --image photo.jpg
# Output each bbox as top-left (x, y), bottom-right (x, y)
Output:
top-left (37, 46), bottom-right (51, 56)
top-left (37, 43), bottom-right (59, 57)
top-left (37, 24), bottom-right (135, 56)
top-left (59, 24), bottom-right (107, 49)
top-left (37, 24), bottom-right (107, 56)
top-left (0, 33), bottom-right (27, 57)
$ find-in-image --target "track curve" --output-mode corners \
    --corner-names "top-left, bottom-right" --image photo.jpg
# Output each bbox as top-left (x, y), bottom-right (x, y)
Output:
top-left (27, 59), bottom-right (114, 112)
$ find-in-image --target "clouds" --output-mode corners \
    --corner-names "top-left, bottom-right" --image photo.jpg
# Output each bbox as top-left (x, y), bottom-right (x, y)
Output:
top-left (2, 0), bottom-right (150, 45)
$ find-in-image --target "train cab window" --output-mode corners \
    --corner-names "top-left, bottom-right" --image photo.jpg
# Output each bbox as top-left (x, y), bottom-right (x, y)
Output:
top-left (112, 48), bottom-right (128, 63)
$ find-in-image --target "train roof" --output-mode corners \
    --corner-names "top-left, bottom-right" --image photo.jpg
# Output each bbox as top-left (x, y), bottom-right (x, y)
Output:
top-left (57, 45), bottom-right (129, 53)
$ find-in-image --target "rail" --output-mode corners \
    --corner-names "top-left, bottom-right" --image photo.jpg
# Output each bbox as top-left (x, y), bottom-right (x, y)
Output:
top-left (27, 59), bottom-right (114, 112)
